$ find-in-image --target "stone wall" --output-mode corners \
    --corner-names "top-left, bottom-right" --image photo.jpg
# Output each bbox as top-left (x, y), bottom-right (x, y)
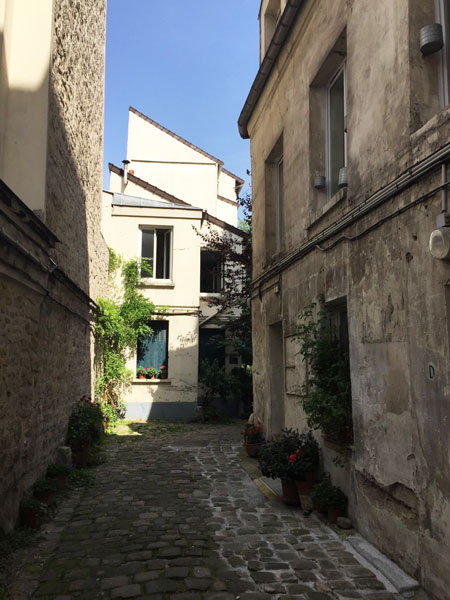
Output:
top-left (247, 0), bottom-right (450, 597)
top-left (0, 0), bottom-right (107, 532)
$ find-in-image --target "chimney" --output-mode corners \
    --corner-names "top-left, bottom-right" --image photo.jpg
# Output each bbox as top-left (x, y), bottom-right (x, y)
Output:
top-left (122, 159), bottom-right (130, 185)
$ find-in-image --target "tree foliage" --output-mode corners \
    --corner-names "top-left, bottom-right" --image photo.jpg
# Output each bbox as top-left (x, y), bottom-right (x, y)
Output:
top-left (196, 192), bottom-right (252, 365)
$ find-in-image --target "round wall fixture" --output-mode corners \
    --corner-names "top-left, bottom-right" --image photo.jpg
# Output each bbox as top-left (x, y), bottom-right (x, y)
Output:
top-left (420, 23), bottom-right (444, 56)
top-left (429, 227), bottom-right (450, 260)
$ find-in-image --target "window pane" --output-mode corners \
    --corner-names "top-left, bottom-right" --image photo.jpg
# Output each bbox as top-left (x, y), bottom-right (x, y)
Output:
top-left (277, 158), bottom-right (283, 252)
top-left (137, 321), bottom-right (169, 374)
top-left (329, 70), bottom-right (345, 196)
top-left (201, 250), bottom-right (222, 293)
top-left (141, 229), bottom-right (154, 277)
top-left (155, 229), bottom-right (171, 279)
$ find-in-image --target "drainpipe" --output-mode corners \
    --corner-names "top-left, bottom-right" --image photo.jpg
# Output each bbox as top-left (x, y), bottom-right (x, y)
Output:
top-left (442, 162), bottom-right (447, 214)
top-left (122, 159), bottom-right (130, 185)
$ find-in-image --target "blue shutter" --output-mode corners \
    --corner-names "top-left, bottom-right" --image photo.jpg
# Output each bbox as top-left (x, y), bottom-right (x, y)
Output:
top-left (137, 321), bottom-right (169, 373)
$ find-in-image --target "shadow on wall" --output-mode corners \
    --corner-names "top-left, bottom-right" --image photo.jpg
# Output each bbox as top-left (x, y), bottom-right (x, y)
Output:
top-left (0, 62), bottom-right (105, 531)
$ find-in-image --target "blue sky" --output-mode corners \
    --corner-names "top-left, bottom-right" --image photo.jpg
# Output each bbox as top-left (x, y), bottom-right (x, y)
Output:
top-left (103, 1), bottom-right (260, 196)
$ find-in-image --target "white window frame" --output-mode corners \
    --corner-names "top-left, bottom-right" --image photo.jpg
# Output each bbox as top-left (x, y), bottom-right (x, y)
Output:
top-left (326, 63), bottom-right (347, 199)
top-left (276, 156), bottom-right (284, 254)
top-left (436, 0), bottom-right (450, 107)
top-left (139, 226), bottom-right (173, 281)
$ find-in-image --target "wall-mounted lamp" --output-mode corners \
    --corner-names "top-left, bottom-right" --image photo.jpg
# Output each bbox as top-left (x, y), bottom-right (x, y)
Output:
top-left (338, 167), bottom-right (348, 189)
top-left (314, 175), bottom-right (326, 190)
top-left (429, 227), bottom-right (450, 260)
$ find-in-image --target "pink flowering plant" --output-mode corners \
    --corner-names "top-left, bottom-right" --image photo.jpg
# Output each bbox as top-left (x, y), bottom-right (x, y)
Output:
top-left (242, 422), bottom-right (264, 444)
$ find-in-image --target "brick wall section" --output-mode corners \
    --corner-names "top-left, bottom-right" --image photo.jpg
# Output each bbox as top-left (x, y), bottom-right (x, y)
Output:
top-left (0, 0), bottom-right (108, 532)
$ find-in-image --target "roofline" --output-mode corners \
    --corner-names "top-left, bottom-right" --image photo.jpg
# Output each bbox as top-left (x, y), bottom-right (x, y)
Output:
top-left (221, 166), bottom-right (245, 186)
top-left (129, 106), bottom-right (224, 166)
top-left (218, 194), bottom-right (239, 207)
top-left (108, 163), bottom-right (191, 206)
top-left (238, 0), bottom-right (305, 139)
top-left (205, 213), bottom-right (249, 239)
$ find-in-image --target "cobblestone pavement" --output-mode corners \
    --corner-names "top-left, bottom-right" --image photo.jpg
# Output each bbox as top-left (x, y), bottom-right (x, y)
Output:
top-left (12, 423), bottom-right (419, 600)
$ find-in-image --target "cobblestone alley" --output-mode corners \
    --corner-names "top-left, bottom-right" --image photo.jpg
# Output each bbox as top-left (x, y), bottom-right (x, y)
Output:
top-left (9, 423), bottom-right (426, 600)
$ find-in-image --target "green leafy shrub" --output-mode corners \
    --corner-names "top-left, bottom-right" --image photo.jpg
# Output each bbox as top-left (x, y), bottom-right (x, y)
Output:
top-left (311, 474), bottom-right (347, 511)
top-left (242, 421), bottom-right (264, 444)
top-left (296, 305), bottom-right (353, 444)
top-left (67, 395), bottom-right (104, 446)
top-left (258, 428), bottom-right (309, 479)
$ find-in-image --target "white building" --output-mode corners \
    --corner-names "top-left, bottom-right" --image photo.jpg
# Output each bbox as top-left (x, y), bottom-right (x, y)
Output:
top-left (102, 107), bottom-right (245, 420)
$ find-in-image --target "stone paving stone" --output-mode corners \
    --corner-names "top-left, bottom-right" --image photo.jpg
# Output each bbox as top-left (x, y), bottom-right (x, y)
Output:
top-left (18, 423), bottom-right (414, 600)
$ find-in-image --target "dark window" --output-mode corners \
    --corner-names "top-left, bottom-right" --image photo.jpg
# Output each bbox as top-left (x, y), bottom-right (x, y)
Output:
top-left (198, 329), bottom-right (225, 371)
top-left (200, 250), bottom-right (222, 293)
top-left (137, 321), bottom-right (169, 375)
top-left (141, 228), bottom-right (171, 279)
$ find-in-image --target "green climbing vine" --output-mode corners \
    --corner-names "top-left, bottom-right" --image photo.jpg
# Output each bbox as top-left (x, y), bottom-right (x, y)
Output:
top-left (296, 304), bottom-right (353, 445)
top-left (94, 252), bottom-right (155, 424)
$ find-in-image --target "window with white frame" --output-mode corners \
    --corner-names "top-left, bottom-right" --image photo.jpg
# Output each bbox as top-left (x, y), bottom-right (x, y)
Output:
top-left (436, 0), bottom-right (450, 106)
top-left (327, 65), bottom-right (347, 198)
top-left (141, 228), bottom-right (172, 279)
top-left (265, 135), bottom-right (284, 258)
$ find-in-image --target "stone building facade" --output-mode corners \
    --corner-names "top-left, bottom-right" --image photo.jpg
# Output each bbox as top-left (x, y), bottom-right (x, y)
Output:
top-left (0, 0), bottom-right (108, 531)
top-left (240, 1), bottom-right (450, 598)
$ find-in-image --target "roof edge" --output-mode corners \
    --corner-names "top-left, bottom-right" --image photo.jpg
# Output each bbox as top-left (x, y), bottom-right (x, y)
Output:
top-left (238, 0), bottom-right (305, 139)
top-left (205, 212), bottom-right (249, 239)
top-left (129, 106), bottom-right (224, 166)
top-left (108, 163), bottom-right (191, 206)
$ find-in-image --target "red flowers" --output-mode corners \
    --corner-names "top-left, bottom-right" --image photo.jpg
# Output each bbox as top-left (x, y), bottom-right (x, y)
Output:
top-left (160, 365), bottom-right (166, 370)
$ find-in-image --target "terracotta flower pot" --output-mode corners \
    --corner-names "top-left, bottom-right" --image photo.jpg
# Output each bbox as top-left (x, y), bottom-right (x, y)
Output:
top-left (138, 374), bottom-right (145, 379)
top-left (295, 471), bottom-right (316, 496)
top-left (245, 442), bottom-right (264, 458)
top-left (281, 478), bottom-right (301, 506)
top-left (327, 507), bottom-right (344, 524)
top-left (71, 443), bottom-right (90, 468)
top-left (20, 508), bottom-right (45, 530)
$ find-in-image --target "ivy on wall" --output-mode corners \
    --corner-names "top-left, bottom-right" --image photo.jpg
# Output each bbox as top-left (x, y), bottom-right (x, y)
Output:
top-left (94, 249), bottom-right (155, 420)
top-left (296, 304), bottom-right (353, 445)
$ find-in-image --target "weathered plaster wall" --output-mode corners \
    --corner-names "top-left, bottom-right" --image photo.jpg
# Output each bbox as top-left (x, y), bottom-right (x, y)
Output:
top-left (248, 0), bottom-right (450, 597)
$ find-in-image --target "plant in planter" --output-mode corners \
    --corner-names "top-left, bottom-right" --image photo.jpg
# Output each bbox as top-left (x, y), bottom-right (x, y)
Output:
top-left (46, 463), bottom-right (71, 487)
top-left (242, 421), bottom-right (265, 457)
top-left (159, 365), bottom-right (167, 379)
top-left (146, 366), bottom-right (158, 379)
top-left (296, 305), bottom-right (353, 445)
top-left (287, 432), bottom-right (320, 495)
top-left (258, 429), bottom-right (307, 505)
top-left (67, 395), bottom-right (104, 467)
top-left (311, 474), bottom-right (347, 523)
top-left (137, 366), bottom-right (146, 379)
top-left (33, 477), bottom-right (59, 505)
top-left (20, 497), bottom-right (48, 530)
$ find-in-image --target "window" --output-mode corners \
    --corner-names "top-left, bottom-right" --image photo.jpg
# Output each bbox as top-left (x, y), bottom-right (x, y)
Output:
top-left (201, 249), bottom-right (222, 293)
top-left (309, 31), bottom-right (347, 207)
top-left (265, 135), bottom-right (284, 258)
top-left (327, 66), bottom-right (347, 197)
top-left (137, 321), bottom-right (169, 376)
top-left (141, 228), bottom-right (171, 279)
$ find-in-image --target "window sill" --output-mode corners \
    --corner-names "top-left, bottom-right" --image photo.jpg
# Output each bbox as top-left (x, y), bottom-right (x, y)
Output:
top-left (139, 279), bottom-right (175, 289)
top-left (200, 292), bottom-right (222, 298)
top-left (307, 188), bottom-right (347, 230)
top-left (133, 379), bottom-right (172, 385)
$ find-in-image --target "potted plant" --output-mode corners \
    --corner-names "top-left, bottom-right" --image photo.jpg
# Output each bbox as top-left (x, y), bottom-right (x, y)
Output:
top-left (137, 366), bottom-right (146, 379)
top-left (147, 366), bottom-right (158, 380)
top-left (33, 477), bottom-right (59, 505)
top-left (159, 365), bottom-right (167, 379)
top-left (258, 428), bottom-right (306, 506)
top-left (20, 497), bottom-right (48, 530)
top-left (46, 463), bottom-right (71, 487)
top-left (67, 395), bottom-right (104, 467)
top-left (287, 432), bottom-right (320, 495)
top-left (311, 474), bottom-right (347, 523)
top-left (242, 421), bottom-right (265, 458)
